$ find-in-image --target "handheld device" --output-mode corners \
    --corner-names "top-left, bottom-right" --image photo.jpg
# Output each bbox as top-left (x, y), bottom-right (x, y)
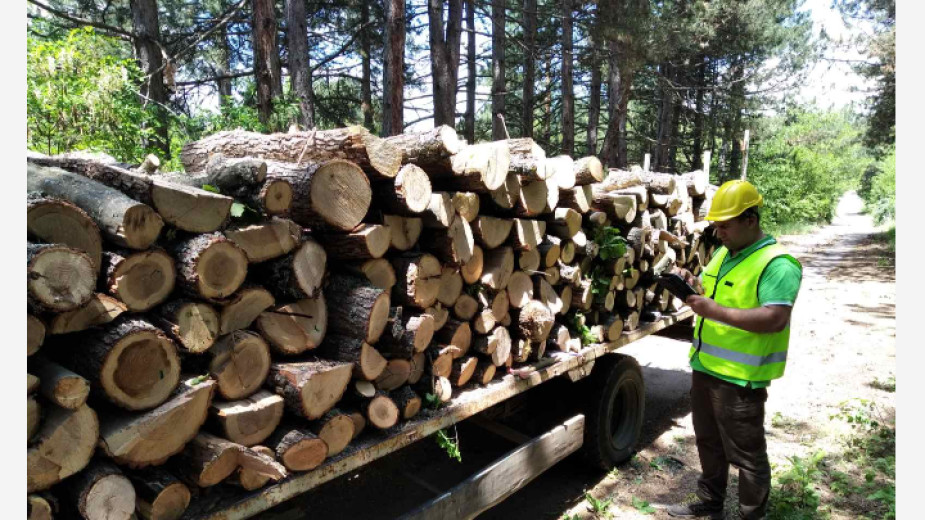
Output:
top-left (657, 273), bottom-right (698, 300)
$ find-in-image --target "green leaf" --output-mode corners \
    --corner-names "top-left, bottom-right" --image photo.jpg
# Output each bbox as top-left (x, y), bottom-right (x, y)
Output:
top-left (632, 496), bottom-right (656, 514)
top-left (201, 184), bottom-right (220, 193)
top-left (230, 202), bottom-right (247, 218)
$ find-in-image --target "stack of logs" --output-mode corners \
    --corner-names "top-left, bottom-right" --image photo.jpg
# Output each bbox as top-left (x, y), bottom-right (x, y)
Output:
top-left (25, 124), bottom-right (718, 520)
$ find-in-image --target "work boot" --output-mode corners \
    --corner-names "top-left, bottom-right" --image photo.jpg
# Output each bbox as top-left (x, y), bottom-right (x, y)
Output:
top-left (666, 500), bottom-right (725, 519)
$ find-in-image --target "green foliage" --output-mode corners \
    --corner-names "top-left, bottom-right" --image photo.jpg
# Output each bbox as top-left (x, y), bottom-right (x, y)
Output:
top-left (768, 451), bottom-right (827, 519)
top-left (748, 108), bottom-right (871, 229)
top-left (435, 427), bottom-right (461, 463)
top-left (860, 147), bottom-right (895, 225)
top-left (570, 312), bottom-right (598, 346)
top-left (27, 28), bottom-right (158, 162)
top-left (424, 393), bottom-right (445, 410)
top-left (584, 493), bottom-right (614, 518)
top-left (592, 227), bottom-right (627, 261)
top-left (631, 496), bottom-right (656, 514)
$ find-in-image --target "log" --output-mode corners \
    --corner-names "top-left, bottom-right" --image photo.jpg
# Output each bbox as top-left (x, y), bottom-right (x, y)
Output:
top-left (626, 226), bottom-right (651, 257)
top-left (317, 224), bottom-right (391, 260)
top-left (515, 300), bottom-right (555, 342)
top-left (393, 386), bottom-right (422, 419)
top-left (453, 293), bottom-right (479, 321)
top-left (621, 309), bottom-right (641, 331)
top-left (547, 155), bottom-right (576, 190)
top-left (267, 426), bottom-right (328, 471)
top-left (99, 249), bottom-right (175, 311)
top-left (426, 303), bottom-right (450, 331)
top-left (534, 276), bottom-right (563, 315)
top-left (549, 208), bottom-right (582, 237)
top-left (318, 333), bottom-right (387, 381)
top-left (233, 445), bottom-right (276, 491)
top-left (376, 163), bottom-right (433, 215)
top-left (168, 233), bottom-right (248, 301)
top-left (30, 359), bottom-right (89, 410)
top-left (482, 172), bottom-right (523, 213)
top-left (472, 361), bottom-right (497, 385)
top-left (309, 409), bottom-right (355, 456)
top-left (171, 433), bottom-right (243, 487)
top-left (360, 388), bottom-right (400, 429)
top-left (420, 217), bottom-right (475, 265)
top-left (151, 299), bottom-right (221, 354)
top-left (212, 285), bottom-right (275, 335)
top-left (507, 137), bottom-right (550, 181)
top-left (391, 253), bottom-right (442, 309)
top-left (384, 125), bottom-right (463, 166)
top-left (28, 314), bottom-right (46, 356)
top-left (422, 192), bottom-right (456, 229)
top-left (27, 195), bottom-right (103, 271)
top-left (558, 184), bottom-right (593, 214)
top-left (573, 156), bottom-right (605, 185)
top-left (461, 245), bottom-right (484, 284)
top-left (204, 154), bottom-right (267, 187)
top-left (325, 274), bottom-right (392, 343)
top-left (267, 360), bottom-right (353, 420)
top-left (54, 317), bottom-right (180, 411)
top-left (223, 218), bottom-right (302, 263)
top-left (264, 160), bottom-right (371, 231)
top-left (251, 237), bottom-right (325, 300)
top-left (450, 356), bottom-right (478, 387)
top-left (47, 293), bottom-right (127, 335)
top-left (28, 395), bottom-right (41, 441)
top-left (209, 390), bottom-right (284, 447)
top-left (27, 162), bottom-right (163, 249)
top-left (435, 319), bottom-right (473, 357)
top-left (451, 192), bottom-right (480, 222)
top-left (436, 268), bottom-right (464, 306)
top-left (560, 240), bottom-right (576, 264)
top-left (572, 279), bottom-right (593, 311)
top-left (408, 352), bottom-right (428, 385)
top-left (62, 460), bottom-right (135, 520)
top-left (680, 169), bottom-right (709, 197)
top-left (425, 141), bottom-right (511, 192)
top-left (181, 126), bottom-right (402, 180)
top-left (481, 246), bottom-right (515, 290)
top-left (342, 258), bottom-right (397, 290)
top-left (538, 236), bottom-right (562, 268)
top-left (31, 156), bottom-right (232, 233)
top-left (27, 243), bottom-right (95, 313)
top-left (201, 331), bottom-right (271, 401)
top-left (97, 377), bottom-right (215, 468)
top-left (125, 467), bottom-right (191, 520)
top-left (27, 404), bottom-right (98, 492)
top-left (601, 169), bottom-right (644, 191)
top-left (559, 285), bottom-right (573, 314)
top-left (640, 171), bottom-right (677, 194)
top-left (472, 216), bottom-right (513, 249)
top-left (512, 219), bottom-right (546, 251)
top-left (507, 270), bottom-right (534, 309)
top-left (418, 375), bottom-right (453, 404)
top-left (379, 312), bottom-right (436, 356)
top-left (28, 493), bottom-right (58, 520)
top-left (384, 214), bottom-right (423, 251)
top-left (511, 338), bottom-right (533, 363)
top-left (600, 313), bottom-right (625, 341)
top-left (473, 308), bottom-right (497, 334)
top-left (518, 247), bottom-right (541, 272)
top-left (431, 346), bottom-right (457, 378)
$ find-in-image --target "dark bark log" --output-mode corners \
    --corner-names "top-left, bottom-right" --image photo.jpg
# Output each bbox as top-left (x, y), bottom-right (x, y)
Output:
top-left (125, 467), bottom-right (191, 520)
top-left (168, 232), bottom-right (248, 300)
top-left (286, 0), bottom-right (315, 129)
top-left (29, 358), bottom-right (90, 410)
top-left (317, 224), bottom-right (392, 260)
top-left (522, 0), bottom-right (537, 138)
top-left (391, 253), bottom-right (443, 309)
top-left (263, 159), bottom-right (371, 231)
top-left (205, 331), bottom-right (271, 400)
top-left (253, 0), bottom-right (283, 128)
top-left (223, 218), bottom-right (302, 263)
top-left (266, 360), bottom-right (353, 420)
top-left (385, 215), bottom-right (423, 251)
top-left (317, 333), bottom-right (387, 381)
top-left (251, 237), bottom-right (325, 300)
top-left (62, 459), bottom-right (135, 520)
top-left (308, 409), bottom-right (355, 456)
top-left (324, 274), bottom-right (392, 344)
top-left (130, 0), bottom-right (170, 157)
top-left (491, 0), bottom-right (507, 140)
top-left (257, 296), bottom-right (328, 356)
top-left (373, 164), bottom-right (434, 215)
top-left (561, 0), bottom-right (575, 155)
top-left (151, 299), bottom-right (220, 354)
top-left (382, 0), bottom-right (406, 136)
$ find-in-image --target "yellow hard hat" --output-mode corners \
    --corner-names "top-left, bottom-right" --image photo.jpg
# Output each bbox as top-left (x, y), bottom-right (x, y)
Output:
top-left (706, 180), bottom-right (764, 222)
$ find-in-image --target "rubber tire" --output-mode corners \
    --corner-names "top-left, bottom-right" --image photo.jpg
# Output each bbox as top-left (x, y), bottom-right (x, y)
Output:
top-left (582, 354), bottom-right (646, 469)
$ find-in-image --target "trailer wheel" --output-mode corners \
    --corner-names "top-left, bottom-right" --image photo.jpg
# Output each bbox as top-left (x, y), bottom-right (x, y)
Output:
top-left (583, 354), bottom-right (645, 469)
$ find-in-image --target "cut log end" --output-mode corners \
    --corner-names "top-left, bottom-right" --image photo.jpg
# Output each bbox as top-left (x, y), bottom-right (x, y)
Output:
top-left (209, 331), bottom-right (271, 401)
top-left (257, 295), bottom-right (327, 356)
top-left (28, 244), bottom-right (96, 312)
top-left (100, 325), bottom-right (182, 411)
top-left (310, 159), bottom-right (373, 231)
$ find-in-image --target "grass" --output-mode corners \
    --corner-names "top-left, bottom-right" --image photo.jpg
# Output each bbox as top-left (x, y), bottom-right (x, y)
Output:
top-left (871, 225), bottom-right (895, 256)
top-left (764, 221), bottom-right (822, 238)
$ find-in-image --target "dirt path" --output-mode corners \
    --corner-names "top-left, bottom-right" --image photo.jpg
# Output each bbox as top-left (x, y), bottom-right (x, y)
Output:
top-left (527, 191), bottom-right (896, 519)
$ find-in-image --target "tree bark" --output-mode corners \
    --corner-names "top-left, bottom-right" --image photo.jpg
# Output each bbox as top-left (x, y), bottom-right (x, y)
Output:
top-left (560, 0), bottom-right (574, 155)
top-left (125, 466), bottom-right (191, 520)
top-left (223, 218), bottom-right (302, 263)
top-left (491, 0), bottom-right (507, 140)
top-left (429, 0), bottom-right (463, 127)
top-left (360, 1), bottom-right (374, 130)
top-left (324, 274), bottom-right (392, 344)
top-left (253, 0), bottom-right (283, 129)
top-left (286, 0), bottom-right (315, 129)
top-left (522, 0), bottom-right (537, 138)
top-left (465, 0), bottom-right (477, 142)
top-left (168, 232), bottom-right (249, 301)
top-left (130, 0), bottom-right (170, 157)
top-left (382, 0), bottom-right (406, 136)
top-left (251, 237), bottom-right (326, 300)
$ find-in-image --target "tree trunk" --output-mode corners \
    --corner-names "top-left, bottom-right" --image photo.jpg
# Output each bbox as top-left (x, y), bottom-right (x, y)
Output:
top-left (286, 0), bottom-right (315, 129)
top-left (465, 0), bottom-right (477, 142)
top-left (97, 378), bottom-right (215, 468)
top-left (267, 360), bottom-right (354, 420)
top-left (130, 0), bottom-right (170, 158)
top-left (208, 390), bottom-right (284, 447)
top-left (27, 162), bottom-right (163, 250)
top-left (522, 0), bottom-right (537, 138)
top-left (491, 0), bottom-right (507, 140)
top-left (429, 0), bottom-right (463, 127)
top-left (28, 404), bottom-right (98, 492)
top-left (317, 224), bottom-right (392, 260)
top-left (600, 39), bottom-right (623, 167)
top-left (587, 28), bottom-right (602, 156)
top-left (253, 0), bottom-right (283, 129)
top-left (382, 0), bottom-right (406, 136)
top-left (216, 25), bottom-right (233, 111)
top-left (692, 55), bottom-right (708, 170)
top-left (560, 0), bottom-right (574, 155)
top-left (360, 1), bottom-right (374, 130)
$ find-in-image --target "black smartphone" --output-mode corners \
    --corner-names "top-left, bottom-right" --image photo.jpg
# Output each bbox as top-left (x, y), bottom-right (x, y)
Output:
top-left (658, 273), bottom-right (698, 300)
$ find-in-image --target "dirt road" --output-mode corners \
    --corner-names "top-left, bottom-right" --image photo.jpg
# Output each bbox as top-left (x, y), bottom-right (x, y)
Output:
top-left (265, 192), bottom-right (894, 519)
top-left (491, 191), bottom-right (894, 519)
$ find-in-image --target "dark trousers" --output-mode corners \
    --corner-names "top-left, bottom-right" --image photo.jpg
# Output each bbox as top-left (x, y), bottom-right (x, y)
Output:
top-left (691, 370), bottom-right (771, 520)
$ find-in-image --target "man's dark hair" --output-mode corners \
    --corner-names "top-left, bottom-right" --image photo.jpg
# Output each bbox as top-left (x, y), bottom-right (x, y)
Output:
top-left (737, 207), bottom-right (761, 225)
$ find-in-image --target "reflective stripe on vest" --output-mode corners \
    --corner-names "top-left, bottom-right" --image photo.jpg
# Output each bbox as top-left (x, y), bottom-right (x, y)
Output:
top-left (690, 241), bottom-right (800, 382)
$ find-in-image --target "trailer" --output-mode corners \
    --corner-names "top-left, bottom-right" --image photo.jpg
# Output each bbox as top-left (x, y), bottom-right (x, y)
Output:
top-left (182, 308), bottom-right (694, 520)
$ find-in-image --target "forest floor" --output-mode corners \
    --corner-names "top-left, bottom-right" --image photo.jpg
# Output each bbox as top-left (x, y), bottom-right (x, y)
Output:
top-left (264, 192), bottom-right (895, 520)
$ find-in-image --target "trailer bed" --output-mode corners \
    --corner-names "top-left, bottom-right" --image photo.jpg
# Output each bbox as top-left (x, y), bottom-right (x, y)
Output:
top-left (183, 309), bottom-right (694, 520)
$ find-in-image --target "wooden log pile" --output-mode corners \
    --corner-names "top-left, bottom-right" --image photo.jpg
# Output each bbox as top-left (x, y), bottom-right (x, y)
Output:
top-left (24, 125), bottom-right (718, 518)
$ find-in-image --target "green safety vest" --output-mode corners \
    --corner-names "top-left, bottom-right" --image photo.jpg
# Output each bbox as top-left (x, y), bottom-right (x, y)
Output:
top-left (690, 242), bottom-right (800, 381)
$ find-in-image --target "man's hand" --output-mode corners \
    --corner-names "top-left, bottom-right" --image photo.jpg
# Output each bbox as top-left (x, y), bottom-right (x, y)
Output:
top-left (671, 266), bottom-right (704, 294)
top-left (685, 294), bottom-right (719, 319)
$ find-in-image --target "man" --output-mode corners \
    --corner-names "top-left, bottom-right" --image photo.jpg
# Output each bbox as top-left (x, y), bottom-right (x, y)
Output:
top-left (666, 180), bottom-right (803, 520)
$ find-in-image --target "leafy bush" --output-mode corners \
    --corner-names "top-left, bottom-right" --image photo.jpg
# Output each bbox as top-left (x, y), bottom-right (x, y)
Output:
top-left (747, 109), bottom-right (871, 230)
top-left (863, 147), bottom-right (895, 224)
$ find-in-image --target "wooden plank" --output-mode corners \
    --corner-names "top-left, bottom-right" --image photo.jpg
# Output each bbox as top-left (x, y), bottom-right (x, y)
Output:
top-left (183, 309), bottom-right (693, 520)
top-left (400, 414), bottom-right (585, 520)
